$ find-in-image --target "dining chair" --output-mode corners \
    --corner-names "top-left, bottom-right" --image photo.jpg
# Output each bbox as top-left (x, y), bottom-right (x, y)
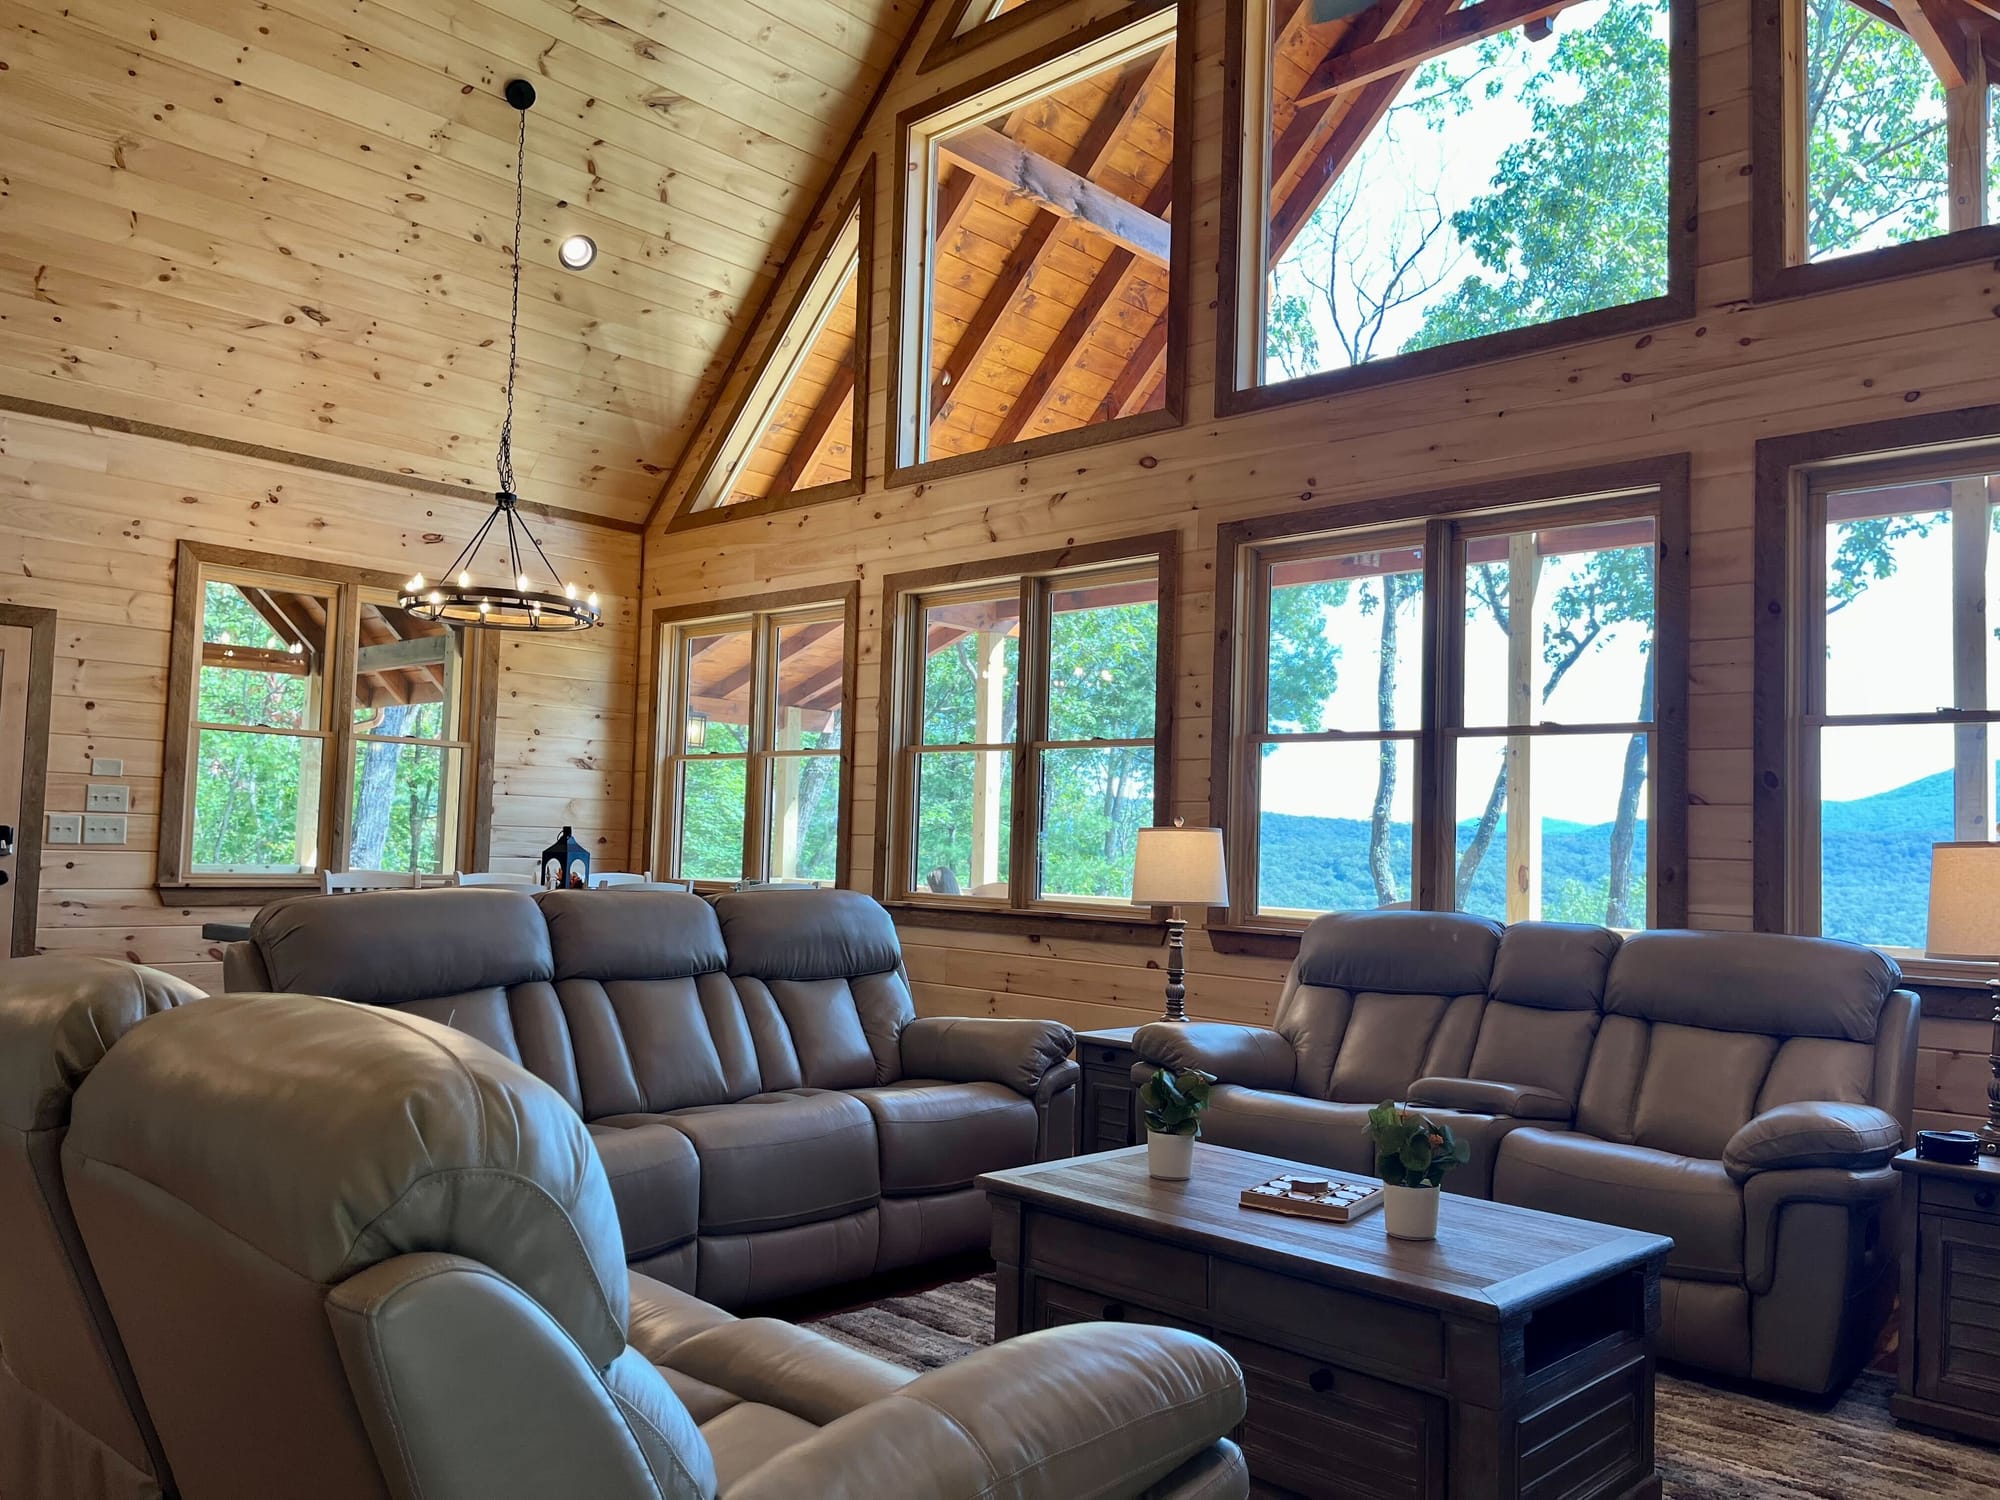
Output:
top-left (321, 870), bottom-right (415, 894)
top-left (587, 872), bottom-right (651, 888)
top-left (452, 872), bottom-right (542, 890)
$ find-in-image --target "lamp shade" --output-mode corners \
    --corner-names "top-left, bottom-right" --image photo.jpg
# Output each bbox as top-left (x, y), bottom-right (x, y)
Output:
top-left (1132, 825), bottom-right (1229, 907)
top-left (1926, 842), bottom-right (2000, 959)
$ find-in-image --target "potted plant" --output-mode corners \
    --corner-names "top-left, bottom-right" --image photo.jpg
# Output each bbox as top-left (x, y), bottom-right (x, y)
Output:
top-left (1138, 1066), bottom-right (1215, 1180)
top-left (1364, 1102), bottom-right (1471, 1241)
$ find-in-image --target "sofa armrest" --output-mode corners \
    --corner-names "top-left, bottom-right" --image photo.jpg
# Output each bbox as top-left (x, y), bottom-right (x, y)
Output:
top-left (1722, 1102), bottom-right (1902, 1184)
top-left (721, 1323), bottom-right (1246, 1500)
top-left (1741, 1165), bottom-right (1898, 1298)
top-left (1133, 1022), bottom-right (1296, 1092)
top-left (1405, 1077), bottom-right (1571, 1121)
top-left (898, 1016), bottom-right (1075, 1097)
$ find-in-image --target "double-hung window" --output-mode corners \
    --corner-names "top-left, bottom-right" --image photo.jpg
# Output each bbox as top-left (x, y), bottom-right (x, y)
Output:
top-left (883, 539), bottom-right (1173, 914)
top-left (1219, 467), bottom-right (1687, 932)
top-left (653, 591), bottom-right (856, 888)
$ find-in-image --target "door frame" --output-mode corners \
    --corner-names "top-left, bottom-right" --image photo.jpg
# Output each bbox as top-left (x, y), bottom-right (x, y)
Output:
top-left (0, 605), bottom-right (55, 957)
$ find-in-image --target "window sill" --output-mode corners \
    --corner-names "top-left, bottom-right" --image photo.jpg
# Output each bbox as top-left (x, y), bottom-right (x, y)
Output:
top-left (884, 901), bottom-right (1165, 945)
top-left (158, 883), bottom-right (316, 909)
top-left (1203, 923), bottom-right (1305, 960)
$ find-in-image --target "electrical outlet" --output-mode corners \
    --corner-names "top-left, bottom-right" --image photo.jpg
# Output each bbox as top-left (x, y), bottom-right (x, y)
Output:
top-left (47, 813), bottom-right (82, 845)
top-left (86, 784), bottom-right (130, 812)
top-left (82, 815), bottom-right (127, 846)
top-left (91, 758), bottom-right (124, 777)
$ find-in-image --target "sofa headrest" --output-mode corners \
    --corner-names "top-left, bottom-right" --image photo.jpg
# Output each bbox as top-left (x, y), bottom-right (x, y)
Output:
top-left (714, 889), bottom-right (902, 980)
top-left (250, 888), bottom-right (554, 1003)
top-left (1489, 922), bottom-right (1622, 1011)
top-left (67, 994), bottom-right (629, 1367)
top-left (539, 889), bottom-right (727, 981)
top-left (1295, 910), bottom-right (1503, 997)
top-left (0, 956), bottom-right (203, 1133)
top-left (1606, 930), bottom-right (1901, 1041)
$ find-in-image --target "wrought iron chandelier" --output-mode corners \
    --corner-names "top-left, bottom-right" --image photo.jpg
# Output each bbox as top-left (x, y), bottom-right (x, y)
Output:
top-left (401, 79), bottom-right (601, 633)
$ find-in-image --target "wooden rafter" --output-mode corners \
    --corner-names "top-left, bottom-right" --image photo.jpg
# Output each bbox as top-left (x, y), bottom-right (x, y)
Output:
top-left (1888, 0), bottom-right (1975, 85)
top-left (768, 363), bottom-right (858, 498)
top-left (1294, 0), bottom-right (1586, 104)
top-left (1101, 319), bottom-right (1169, 422)
top-left (938, 126), bottom-right (1173, 266)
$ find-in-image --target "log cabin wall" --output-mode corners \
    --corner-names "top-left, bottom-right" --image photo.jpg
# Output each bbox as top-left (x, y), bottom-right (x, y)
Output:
top-left (1, 409), bottom-right (637, 991)
top-left (639, 0), bottom-right (2000, 1131)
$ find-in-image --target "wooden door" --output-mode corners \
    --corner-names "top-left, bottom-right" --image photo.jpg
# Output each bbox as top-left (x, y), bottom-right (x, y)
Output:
top-left (0, 624), bottom-right (32, 952)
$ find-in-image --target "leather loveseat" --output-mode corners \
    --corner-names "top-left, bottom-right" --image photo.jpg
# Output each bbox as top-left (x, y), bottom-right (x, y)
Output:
top-left (222, 886), bottom-right (1076, 1307)
top-left (57, 987), bottom-right (1250, 1499)
top-left (1134, 911), bottom-right (1918, 1395)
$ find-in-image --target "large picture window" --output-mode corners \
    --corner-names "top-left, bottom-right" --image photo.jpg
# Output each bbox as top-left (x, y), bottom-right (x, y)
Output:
top-left (881, 538), bottom-right (1174, 918)
top-left (1217, 465), bottom-right (1687, 934)
top-left (160, 543), bottom-right (492, 893)
top-left (1225, 0), bottom-right (1689, 406)
top-left (652, 589), bottom-right (857, 888)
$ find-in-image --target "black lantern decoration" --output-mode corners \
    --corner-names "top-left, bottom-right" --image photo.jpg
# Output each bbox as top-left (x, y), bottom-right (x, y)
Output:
top-left (398, 79), bottom-right (602, 634)
top-left (539, 826), bottom-right (590, 890)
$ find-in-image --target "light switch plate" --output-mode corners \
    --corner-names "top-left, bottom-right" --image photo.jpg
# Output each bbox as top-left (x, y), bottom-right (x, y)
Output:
top-left (91, 758), bottom-right (124, 777)
top-left (86, 784), bottom-right (130, 812)
top-left (47, 813), bottom-right (82, 845)
top-left (82, 815), bottom-right (127, 846)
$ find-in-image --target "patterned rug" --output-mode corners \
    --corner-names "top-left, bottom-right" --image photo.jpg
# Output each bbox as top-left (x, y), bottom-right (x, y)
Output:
top-left (806, 1275), bottom-right (2000, 1499)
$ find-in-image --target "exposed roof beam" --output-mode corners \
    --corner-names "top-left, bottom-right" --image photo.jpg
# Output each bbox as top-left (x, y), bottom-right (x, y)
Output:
top-left (1888, 0), bottom-right (1974, 86)
top-left (1101, 320), bottom-right (1168, 422)
top-left (356, 635), bottom-right (449, 673)
top-left (938, 127), bottom-right (1172, 266)
top-left (1295, 0), bottom-right (1586, 104)
top-left (201, 642), bottom-right (309, 676)
top-left (704, 619), bottom-right (845, 702)
top-left (767, 362), bottom-right (858, 498)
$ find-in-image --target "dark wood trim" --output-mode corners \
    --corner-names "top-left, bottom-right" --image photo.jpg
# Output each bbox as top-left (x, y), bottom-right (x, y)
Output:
top-left (1209, 456), bottom-right (1691, 931)
top-left (0, 604), bottom-right (55, 958)
top-left (1204, 923), bottom-right (1306, 960)
top-left (1751, 402), bottom-right (2000, 932)
top-left (1214, 0), bottom-right (1697, 418)
top-left (888, 902), bottom-right (1169, 944)
top-left (885, 0), bottom-right (1191, 491)
top-left (0, 394), bottom-right (642, 535)
top-left (921, 0), bottom-right (1100, 73)
top-left (876, 530), bottom-right (1180, 914)
top-left (664, 160), bottom-right (880, 533)
top-left (1749, 0), bottom-right (2000, 302)
top-left (158, 541), bottom-right (500, 892)
top-left (644, 584), bottom-right (861, 889)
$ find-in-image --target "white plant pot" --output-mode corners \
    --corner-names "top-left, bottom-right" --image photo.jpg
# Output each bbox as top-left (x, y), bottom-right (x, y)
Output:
top-left (1383, 1183), bottom-right (1440, 1241)
top-left (1147, 1128), bottom-right (1196, 1181)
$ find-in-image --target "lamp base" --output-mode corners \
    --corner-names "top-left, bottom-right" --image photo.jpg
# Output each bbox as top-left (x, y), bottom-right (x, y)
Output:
top-left (1159, 913), bottom-right (1190, 1023)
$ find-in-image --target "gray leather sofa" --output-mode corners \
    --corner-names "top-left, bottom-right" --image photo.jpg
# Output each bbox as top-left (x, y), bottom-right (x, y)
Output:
top-left (222, 886), bottom-right (1077, 1307)
top-left (1134, 911), bottom-right (1918, 1395)
top-left (58, 986), bottom-right (1249, 1499)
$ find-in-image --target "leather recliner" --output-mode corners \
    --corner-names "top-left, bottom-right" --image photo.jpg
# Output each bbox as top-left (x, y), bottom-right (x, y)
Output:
top-left (1134, 912), bottom-right (1917, 1395)
top-left (0, 956), bottom-right (202, 1500)
top-left (59, 988), bottom-right (1251, 1500)
top-left (223, 886), bottom-right (1077, 1307)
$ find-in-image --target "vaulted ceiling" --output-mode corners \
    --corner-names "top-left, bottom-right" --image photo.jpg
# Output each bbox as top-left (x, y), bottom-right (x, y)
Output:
top-left (0, 0), bottom-right (914, 523)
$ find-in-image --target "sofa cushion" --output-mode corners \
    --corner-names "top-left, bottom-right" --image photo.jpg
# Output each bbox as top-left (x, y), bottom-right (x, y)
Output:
top-left (701, 1401), bottom-right (820, 1489)
top-left (733, 975), bottom-right (909, 1094)
top-left (1630, 1024), bottom-right (1779, 1160)
top-left (1197, 1087), bottom-right (1375, 1177)
top-left (716, 890), bottom-right (901, 981)
top-left (1488, 922), bottom-right (1620, 1010)
top-left (848, 1082), bottom-right (1037, 1195)
top-left (1465, 1004), bottom-right (1601, 1106)
top-left (561, 973), bottom-right (761, 1118)
top-left (541, 890), bottom-right (727, 981)
top-left (664, 1091), bottom-right (879, 1236)
top-left (1295, 910), bottom-right (1503, 996)
top-left (1495, 1129), bottom-right (1743, 1282)
top-left (1325, 992), bottom-right (1483, 1104)
top-left (250, 888), bottom-right (552, 1003)
top-left (1606, 930), bottom-right (1899, 1041)
top-left (587, 1121), bottom-right (701, 1260)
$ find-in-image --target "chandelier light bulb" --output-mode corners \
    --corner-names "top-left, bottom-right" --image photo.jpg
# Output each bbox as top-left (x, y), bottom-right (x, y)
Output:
top-left (516, 573), bottom-right (531, 592)
top-left (408, 573), bottom-right (425, 591)
top-left (458, 571), bottom-right (471, 589)
top-left (428, 591), bottom-right (443, 605)
top-left (565, 582), bottom-right (578, 599)
top-left (478, 601), bottom-right (491, 615)
top-left (289, 641), bottom-right (305, 656)
top-left (586, 592), bottom-right (599, 610)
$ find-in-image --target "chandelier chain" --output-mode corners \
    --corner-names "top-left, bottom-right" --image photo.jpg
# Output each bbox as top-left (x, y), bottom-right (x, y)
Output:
top-left (497, 107), bottom-right (525, 497)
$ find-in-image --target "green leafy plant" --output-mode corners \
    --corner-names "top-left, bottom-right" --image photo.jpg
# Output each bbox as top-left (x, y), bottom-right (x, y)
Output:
top-left (1364, 1103), bottom-right (1471, 1189)
top-left (1139, 1067), bottom-right (1215, 1138)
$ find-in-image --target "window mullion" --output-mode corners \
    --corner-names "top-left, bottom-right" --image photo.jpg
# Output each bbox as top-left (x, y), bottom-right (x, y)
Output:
top-left (1951, 476), bottom-right (1991, 840)
top-left (1013, 576), bottom-right (1046, 910)
top-left (1418, 517), bottom-right (1455, 912)
top-left (326, 581), bottom-right (361, 873)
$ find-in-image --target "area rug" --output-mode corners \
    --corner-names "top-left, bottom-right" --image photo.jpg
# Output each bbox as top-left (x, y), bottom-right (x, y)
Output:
top-left (806, 1275), bottom-right (2000, 1499)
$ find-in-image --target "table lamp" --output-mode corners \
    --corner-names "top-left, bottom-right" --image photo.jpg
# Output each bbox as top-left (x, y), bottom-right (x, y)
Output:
top-left (1132, 822), bottom-right (1229, 1023)
top-left (1925, 841), bottom-right (2000, 1155)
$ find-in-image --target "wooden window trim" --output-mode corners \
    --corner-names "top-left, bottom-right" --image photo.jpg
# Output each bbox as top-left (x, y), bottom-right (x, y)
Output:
top-left (665, 163), bottom-right (877, 534)
top-left (646, 583), bottom-right (860, 890)
top-left (887, 1), bottom-right (1194, 490)
top-left (876, 531), bottom-right (1179, 936)
top-left (1215, 0), bottom-right (1698, 419)
top-left (921, 0), bottom-right (1098, 74)
top-left (158, 541), bottom-right (497, 903)
top-left (1750, 0), bottom-right (2000, 302)
top-left (1210, 457), bottom-right (1690, 938)
top-left (1753, 404), bottom-right (2000, 971)
top-left (0, 603), bottom-right (55, 957)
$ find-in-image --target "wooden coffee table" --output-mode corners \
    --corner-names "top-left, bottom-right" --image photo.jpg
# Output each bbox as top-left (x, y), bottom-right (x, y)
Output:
top-left (979, 1144), bottom-right (1670, 1500)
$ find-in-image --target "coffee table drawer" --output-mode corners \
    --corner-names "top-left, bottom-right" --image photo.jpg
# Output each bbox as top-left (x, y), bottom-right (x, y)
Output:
top-left (1033, 1276), bottom-right (1206, 1335)
top-left (1023, 1211), bottom-right (1209, 1312)
top-left (1214, 1260), bottom-right (1445, 1384)
top-left (1223, 1334), bottom-right (1445, 1500)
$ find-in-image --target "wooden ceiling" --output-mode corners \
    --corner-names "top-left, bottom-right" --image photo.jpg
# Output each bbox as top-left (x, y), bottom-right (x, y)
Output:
top-left (0, 0), bottom-right (912, 524)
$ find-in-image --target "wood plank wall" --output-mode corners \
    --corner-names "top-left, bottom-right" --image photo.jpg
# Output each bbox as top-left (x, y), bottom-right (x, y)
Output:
top-left (640, 0), bottom-right (2000, 1131)
top-left (0, 409), bottom-right (637, 990)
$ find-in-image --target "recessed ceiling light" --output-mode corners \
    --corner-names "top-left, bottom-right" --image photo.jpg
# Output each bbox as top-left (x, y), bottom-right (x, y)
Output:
top-left (557, 234), bottom-right (597, 271)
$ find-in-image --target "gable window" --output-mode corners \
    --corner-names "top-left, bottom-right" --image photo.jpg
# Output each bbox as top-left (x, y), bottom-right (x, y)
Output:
top-left (894, 5), bottom-right (1184, 477)
top-left (676, 168), bottom-right (873, 524)
top-left (881, 537), bottom-right (1175, 917)
top-left (652, 589), bottom-right (857, 888)
top-left (1223, 0), bottom-right (1689, 407)
top-left (160, 543), bottom-right (493, 892)
top-left (1216, 464), bottom-right (1688, 933)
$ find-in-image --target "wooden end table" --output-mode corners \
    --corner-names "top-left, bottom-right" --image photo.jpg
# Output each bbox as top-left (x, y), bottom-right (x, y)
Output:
top-left (1892, 1148), bottom-right (2000, 1443)
top-left (980, 1144), bottom-right (1669, 1500)
top-left (1075, 1025), bottom-right (1142, 1153)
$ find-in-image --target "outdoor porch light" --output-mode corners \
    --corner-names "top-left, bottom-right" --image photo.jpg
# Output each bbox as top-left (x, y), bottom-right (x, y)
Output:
top-left (686, 710), bottom-right (709, 751)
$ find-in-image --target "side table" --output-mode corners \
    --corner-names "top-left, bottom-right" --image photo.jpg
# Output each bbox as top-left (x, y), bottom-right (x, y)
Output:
top-left (1075, 1026), bottom-right (1142, 1154)
top-left (1892, 1148), bottom-right (2000, 1443)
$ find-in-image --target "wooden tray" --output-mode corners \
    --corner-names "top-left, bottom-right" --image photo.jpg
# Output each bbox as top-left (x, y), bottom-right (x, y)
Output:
top-left (1240, 1172), bottom-right (1383, 1223)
